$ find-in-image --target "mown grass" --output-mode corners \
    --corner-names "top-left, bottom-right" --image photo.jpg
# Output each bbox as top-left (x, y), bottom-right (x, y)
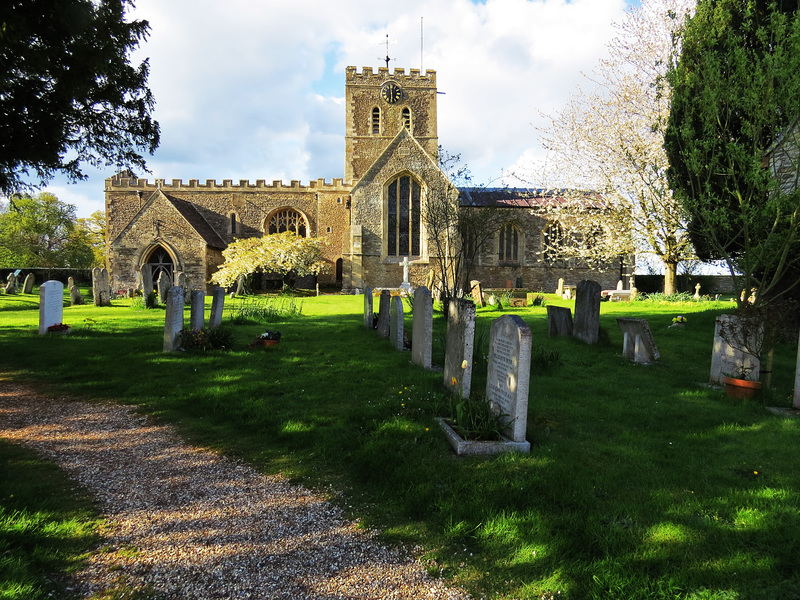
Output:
top-left (1, 289), bottom-right (799, 599)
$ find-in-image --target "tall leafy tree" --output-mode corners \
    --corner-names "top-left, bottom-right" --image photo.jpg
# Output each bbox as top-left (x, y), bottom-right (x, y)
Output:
top-left (0, 193), bottom-right (95, 268)
top-left (0, 0), bottom-right (160, 194)
top-left (665, 0), bottom-right (800, 307)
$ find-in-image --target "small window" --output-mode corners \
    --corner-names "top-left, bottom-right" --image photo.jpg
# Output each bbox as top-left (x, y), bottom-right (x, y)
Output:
top-left (402, 107), bottom-right (411, 130)
top-left (326, 226), bottom-right (332, 233)
top-left (499, 223), bottom-right (519, 264)
top-left (230, 213), bottom-right (237, 236)
top-left (372, 107), bottom-right (381, 134)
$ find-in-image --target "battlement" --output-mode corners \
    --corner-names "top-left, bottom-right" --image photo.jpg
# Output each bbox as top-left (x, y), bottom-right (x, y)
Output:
top-left (345, 66), bottom-right (436, 86)
top-left (105, 177), bottom-right (351, 192)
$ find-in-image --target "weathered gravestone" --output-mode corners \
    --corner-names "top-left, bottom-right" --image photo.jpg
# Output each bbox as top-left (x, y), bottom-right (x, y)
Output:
top-left (487, 315), bottom-right (532, 446)
top-left (400, 256), bottom-right (413, 293)
top-left (140, 265), bottom-right (153, 296)
top-left (573, 280), bottom-right (601, 344)
top-left (616, 279), bottom-right (624, 291)
top-left (389, 296), bottom-right (404, 351)
top-left (470, 280), bottom-right (485, 307)
top-left (92, 267), bottom-right (111, 306)
top-left (235, 275), bottom-right (245, 296)
top-left (70, 285), bottom-right (84, 306)
top-left (616, 318), bottom-right (660, 364)
top-left (694, 283), bottom-right (702, 299)
top-left (209, 287), bottom-right (226, 329)
top-left (363, 286), bottom-right (373, 329)
top-left (376, 290), bottom-right (391, 338)
top-left (23, 273), bottom-right (35, 294)
top-left (556, 277), bottom-right (564, 297)
top-left (67, 276), bottom-right (75, 290)
top-left (190, 290), bottom-right (206, 330)
top-left (5, 273), bottom-right (16, 294)
top-left (411, 286), bottom-right (433, 369)
top-left (546, 305), bottom-right (573, 337)
top-left (38, 280), bottom-right (64, 334)
top-left (163, 286), bottom-right (185, 352)
top-left (157, 271), bottom-right (171, 303)
top-left (444, 299), bottom-right (476, 398)
top-left (709, 314), bottom-right (760, 385)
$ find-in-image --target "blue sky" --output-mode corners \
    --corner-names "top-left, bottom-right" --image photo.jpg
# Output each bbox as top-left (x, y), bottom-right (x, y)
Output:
top-left (39, 0), bottom-right (640, 218)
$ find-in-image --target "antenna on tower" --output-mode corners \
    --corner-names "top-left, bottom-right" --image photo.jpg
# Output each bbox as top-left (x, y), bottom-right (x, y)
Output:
top-left (420, 17), bottom-right (424, 72)
top-left (378, 34), bottom-right (397, 68)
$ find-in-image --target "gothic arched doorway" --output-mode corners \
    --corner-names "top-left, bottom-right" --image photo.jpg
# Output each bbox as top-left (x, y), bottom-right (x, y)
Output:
top-left (145, 245), bottom-right (174, 288)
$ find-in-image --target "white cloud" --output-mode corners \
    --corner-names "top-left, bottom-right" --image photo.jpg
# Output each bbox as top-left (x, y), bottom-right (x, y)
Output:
top-left (39, 0), bottom-right (632, 216)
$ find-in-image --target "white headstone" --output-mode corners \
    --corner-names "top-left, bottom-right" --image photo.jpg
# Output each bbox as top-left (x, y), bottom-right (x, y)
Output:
top-left (616, 279), bottom-right (624, 291)
top-left (38, 280), bottom-right (64, 334)
top-left (556, 278), bottom-right (564, 297)
top-left (163, 286), bottom-right (185, 352)
top-left (444, 299), bottom-right (476, 398)
top-left (486, 314), bottom-right (532, 444)
top-left (411, 286), bottom-right (433, 369)
top-left (389, 296), bottom-right (404, 351)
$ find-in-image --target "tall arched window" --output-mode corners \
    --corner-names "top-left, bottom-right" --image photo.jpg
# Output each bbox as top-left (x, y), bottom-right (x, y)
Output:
top-left (402, 107), bottom-right (411, 130)
top-left (372, 107), bottom-right (381, 135)
top-left (268, 208), bottom-right (308, 237)
top-left (543, 222), bottom-right (565, 264)
top-left (499, 223), bottom-right (519, 264)
top-left (387, 175), bottom-right (422, 257)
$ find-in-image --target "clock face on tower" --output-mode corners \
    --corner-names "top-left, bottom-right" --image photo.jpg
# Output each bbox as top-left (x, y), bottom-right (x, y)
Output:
top-left (381, 81), bottom-right (402, 104)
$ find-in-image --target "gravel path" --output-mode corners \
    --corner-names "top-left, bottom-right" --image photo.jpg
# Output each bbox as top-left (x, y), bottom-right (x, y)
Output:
top-left (0, 376), bottom-right (470, 600)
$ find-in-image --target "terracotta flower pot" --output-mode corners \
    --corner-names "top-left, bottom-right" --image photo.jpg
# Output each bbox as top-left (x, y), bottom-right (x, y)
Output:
top-left (723, 376), bottom-right (762, 399)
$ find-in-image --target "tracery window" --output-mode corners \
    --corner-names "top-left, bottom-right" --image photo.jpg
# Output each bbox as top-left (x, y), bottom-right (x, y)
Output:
top-left (499, 223), bottom-right (519, 264)
top-left (543, 222), bottom-right (565, 264)
top-left (145, 246), bottom-right (174, 287)
top-left (268, 208), bottom-right (307, 237)
top-left (402, 107), bottom-right (411, 131)
top-left (372, 107), bottom-right (381, 134)
top-left (387, 175), bottom-right (422, 257)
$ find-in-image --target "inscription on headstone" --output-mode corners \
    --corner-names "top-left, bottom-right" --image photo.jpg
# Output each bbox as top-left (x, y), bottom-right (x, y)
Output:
top-left (389, 296), bottom-right (404, 351)
top-left (163, 286), bottom-right (185, 352)
top-left (411, 286), bottom-right (433, 369)
top-left (444, 299), bottom-right (476, 398)
top-left (363, 286), bottom-right (373, 329)
top-left (573, 280), bottom-right (601, 344)
top-left (38, 280), bottom-right (64, 334)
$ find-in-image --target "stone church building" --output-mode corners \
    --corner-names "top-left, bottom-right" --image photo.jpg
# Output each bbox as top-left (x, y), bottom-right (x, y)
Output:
top-left (104, 66), bottom-right (624, 294)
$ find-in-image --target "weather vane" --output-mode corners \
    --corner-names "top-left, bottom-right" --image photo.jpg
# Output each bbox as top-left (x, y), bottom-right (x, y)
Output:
top-left (378, 34), bottom-right (397, 68)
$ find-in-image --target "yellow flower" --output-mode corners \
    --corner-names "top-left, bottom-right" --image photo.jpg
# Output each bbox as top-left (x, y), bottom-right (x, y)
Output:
top-left (754, 471), bottom-right (758, 475)
top-left (451, 377), bottom-right (457, 386)
top-left (425, 427), bottom-right (430, 432)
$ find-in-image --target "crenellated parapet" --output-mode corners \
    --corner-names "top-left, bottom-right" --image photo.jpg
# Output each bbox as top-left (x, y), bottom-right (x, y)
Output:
top-left (105, 176), bottom-right (351, 191)
top-left (345, 66), bottom-right (436, 86)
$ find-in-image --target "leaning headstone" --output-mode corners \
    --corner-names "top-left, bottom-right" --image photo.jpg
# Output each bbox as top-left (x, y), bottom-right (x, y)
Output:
top-left (546, 305), bottom-right (573, 337)
top-left (411, 286), bottom-right (433, 369)
top-left (389, 296), bottom-right (404, 351)
top-left (556, 277), bottom-right (564, 297)
top-left (363, 286), bottom-right (373, 329)
top-left (444, 299), bottom-right (476, 398)
top-left (92, 267), bottom-right (111, 306)
top-left (38, 280), bottom-right (64, 334)
top-left (573, 280), bottom-right (601, 344)
top-left (486, 314), bottom-right (532, 446)
top-left (163, 286), bottom-right (185, 352)
top-left (376, 290), bottom-right (391, 338)
top-left (190, 290), bottom-right (206, 330)
top-left (140, 265), bottom-right (153, 295)
top-left (22, 273), bottom-right (35, 294)
top-left (709, 314), bottom-right (760, 385)
top-left (157, 271), bottom-right (171, 303)
top-left (209, 287), bottom-right (226, 329)
top-left (5, 273), bottom-right (16, 294)
top-left (616, 318), bottom-right (660, 364)
top-left (470, 280), bottom-right (485, 307)
top-left (70, 285), bottom-right (84, 306)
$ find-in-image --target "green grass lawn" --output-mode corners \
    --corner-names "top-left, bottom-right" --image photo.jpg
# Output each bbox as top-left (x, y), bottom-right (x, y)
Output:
top-left (1, 290), bottom-right (799, 600)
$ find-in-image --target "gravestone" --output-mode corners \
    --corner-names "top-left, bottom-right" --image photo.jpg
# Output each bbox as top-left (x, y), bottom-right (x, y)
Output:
top-left (70, 285), bottom-right (84, 306)
top-left (412, 286), bottom-right (433, 369)
top-left (694, 283), bottom-right (701, 299)
top-left (709, 315), bottom-right (760, 385)
top-left (363, 286), bottom-right (373, 329)
top-left (376, 290), bottom-right (391, 338)
top-left (235, 275), bottom-right (245, 296)
top-left (573, 280), bottom-right (601, 344)
top-left (616, 280), bottom-right (624, 291)
top-left (425, 269), bottom-right (435, 291)
top-left (92, 267), bottom-right (111, 306)
top-left (157, 271), bottom-right (171, 303)
top-left (67, 276), bottom-right (75, 290)
top-left (616, 318), bottom-right (660, 364)
top-left (38, 280), bottom-right (64, 334)
top-left (190, 290), bottom-right (206, 330)
top-left (546, 305), bottom-right (573, 337)
top-left (486, 314), bottom-right (532, 445)
top-left (22, 273), bottom-right (35, 294)
top-left (470, 280), bottom-right (485, 307)
top-left (444, 299), bottom-right (476, 398)
top-left (389, 296), bottom-right (404, 351)
top-left (400, 257), bottom-right (413, 293)
top-left (209, 287), bottom-right (226, 328)
top-left (141, 265), bottom-right (153, 295)
top-left (5, 273), bottom-right (16, 294)
top-left (556, 278), bottom-right (564, 297)
top-left (163, 286), bottom-right (185, 352)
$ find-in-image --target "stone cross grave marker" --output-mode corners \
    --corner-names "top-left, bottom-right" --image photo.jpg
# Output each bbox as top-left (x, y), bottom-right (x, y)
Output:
top-left (157, 271), bottom-right (171, 303)
top-left (23, 273), bottom-right (35, 294)
top-left (389, 296), bottom-right (404, 351)
top-left (470, 280), bottom-right (485, 307)
top-left (546, 305), bottom-right (573, 337)
top-left (141, 265), bottom-right (153, 296)
top-left (616, 318), bottom-right (660, 364)
top-left (486, 314), bottom-right (532, 445)
top-left (163, 286), bottom-right (185, 352)
top-left (444, 299), bottom-right (476, 398)
top-left (694, 283), bottom-right (702, 299)
top-left (412, 286), bottom-right (433, 369)
top-left (400, 257), bottom-right (413, 292)
top-left (573, 280), bottom-right (601, 344)
top-left (190, 290), bottom-right (206, 330)
top-left (376, 290), bottom-right (391, 338)
top-left (709, 314), bottom-right (760, 385)
top-left (363, 286), bottom-right (373, 329)
top-left (209, 287), bottom-right (226, 329)
top-left (38, 280), bottom-right (64, 334)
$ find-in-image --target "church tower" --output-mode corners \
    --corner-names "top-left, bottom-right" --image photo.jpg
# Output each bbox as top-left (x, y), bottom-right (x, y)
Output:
top-left (344, 66), bottom-right (439, 184)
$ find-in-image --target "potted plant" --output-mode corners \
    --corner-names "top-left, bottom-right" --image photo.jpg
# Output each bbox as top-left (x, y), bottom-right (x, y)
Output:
top-left (722, 365), bottom-right (762, 399)
top-left (250, 330), bottom-right (281, 348)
